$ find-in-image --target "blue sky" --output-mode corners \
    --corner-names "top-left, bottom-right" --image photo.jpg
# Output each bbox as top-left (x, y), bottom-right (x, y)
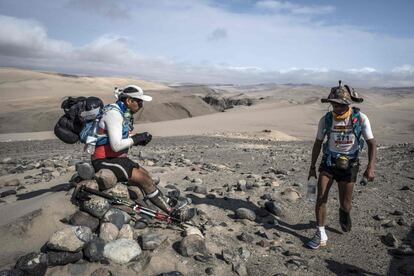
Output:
top-left (0, 0), bottom-right (413, 87)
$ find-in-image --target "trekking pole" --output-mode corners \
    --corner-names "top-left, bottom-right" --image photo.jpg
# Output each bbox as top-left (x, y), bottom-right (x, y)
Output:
top-left (78, 186), bottom-right (195, 227)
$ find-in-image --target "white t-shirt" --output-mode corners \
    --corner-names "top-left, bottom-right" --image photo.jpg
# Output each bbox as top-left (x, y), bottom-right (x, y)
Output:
top-left (316, 111), bottom-right (374, 155)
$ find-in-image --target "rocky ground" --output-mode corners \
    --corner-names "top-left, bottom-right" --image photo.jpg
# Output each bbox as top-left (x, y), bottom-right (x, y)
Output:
top-left (0, 136), bottom-right (413, 276)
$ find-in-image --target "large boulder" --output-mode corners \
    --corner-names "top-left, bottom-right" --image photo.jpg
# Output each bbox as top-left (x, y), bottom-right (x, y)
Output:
top-left (81, 195), bottom-right (110, 218)
top-left (103, 208), bottom-right (127, 230)
top-left (68, 211), bottom-right (100, 232)
top-left (83, 237), bottom-right (106, 262)
top-left (104, 184), bottom-right (130, 199)
top-left (95, 169), bottom-right (117, 190)
top-left (118, 224), bottom-right (134, 240)
top-left (179, 235), bottom-right (208, 257)
top-left (47, 226), bottom-right (92, 252)
top-left (78, 179), bottom-right (99, 191)
top-left (99, 223), bottom-right (119, 242)
top-left (75, 162), bottom-right (95, 180)
top-left (141, 233), bottom-right (168, 250)
top-left (47, 251), bottom-right (83, 266)
top-left (103, 238), bottom-right (142, 264)
top-left (235, 208), bottom-right (256, 221)
top-left (15, 252), bottom-right (47, 276)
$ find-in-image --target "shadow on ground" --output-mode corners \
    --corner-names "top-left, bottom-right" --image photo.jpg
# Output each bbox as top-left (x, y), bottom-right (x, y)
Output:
top-left (387, 224), bottom-right (414, 276)
top-left (187, 194), bottom-right (343, 244)
top-left (325, 259), bottom-right (382, 276)
top-left (16, 183), bottom-right (71, 201)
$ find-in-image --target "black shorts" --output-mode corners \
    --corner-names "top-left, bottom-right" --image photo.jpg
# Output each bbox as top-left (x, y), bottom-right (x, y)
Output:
top-left (92, 157), bottom-right (140, 182)
top-left (319, 158), bottom-right (360, 183)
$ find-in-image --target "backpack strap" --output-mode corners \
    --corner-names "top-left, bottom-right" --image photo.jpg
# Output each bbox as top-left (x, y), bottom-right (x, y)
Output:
top-left (322, 111), bottom-right (334, 166)
top-left (351, 107), bottom-right (364, 152)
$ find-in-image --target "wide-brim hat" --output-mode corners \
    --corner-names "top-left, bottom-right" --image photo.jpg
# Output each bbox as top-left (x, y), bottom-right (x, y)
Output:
top-left (115, 85), bottom-right (152, 102)
top-left (321, 82), bottom-right (363, 105)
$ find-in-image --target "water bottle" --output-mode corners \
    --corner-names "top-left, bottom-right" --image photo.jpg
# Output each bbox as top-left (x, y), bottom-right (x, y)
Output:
top-left (306, 176), bottom-right (317, 202)
top-left (84, 119), bottom-right (99, 155)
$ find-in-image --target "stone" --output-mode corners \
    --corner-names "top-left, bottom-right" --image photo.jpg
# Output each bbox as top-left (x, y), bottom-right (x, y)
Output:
top-left (373, 214), bottom-right (386, 221)
top-left (141, 233), bottom-right (168, 250)
top-left (179, 235), bottom-right (208, 257)
top-left (104, 238), bottom-right (142, 264)
top-left (42, 160), bottom-right (55, 168)
top-left (83, 237), bottom-right (106, 262)
top-left (1, 157), bottom-right (13, 164)
top-left (90, 268), bottom-right (113, 276)
top-left (81, 195), bottom-right (110, 218)
top-left (118, 224), bottom-right (134, 240)
top-left (285, 258), bottom-right (308, 270)
top-left (157, 272), bottom-right (184, 276)
top-left (193, 185), bottom-right (208, 195)
top-left (238, 232), bottom-right (254, 243)
top-left (134, 218), bottom-right (149, 229)
top-left (192, 178), bottom-right (203, 185)
top-left (14, 252), bottom-right (47, 276)
top-left (79, 179), bottom-right (99, 191)
top-left (105, 183), bottom-right (130, 199)
top-left (382, 220), bottom-right (397, 228)
top-left (237, 180), bottom-right (247, 191)
top-left (382, 233), bottom-right (399, 247)
top-left (205, 267), bottom-right (214, 275)
top-left (69, 211), bottom-right (100, 232)
top-left (47, 251), bottom-right (83, 266)
top-left (128, 251), bottom-right (151, 273)
top-left (4, 178), bottom-right (20, 187)
top-left (128, 186), bottom-right (145, 201)
top-left (76, 162), bottom-right (95, 180)
top-left (257, 239), bottom-right (270, 247)
top-left (47, 226), bottom-right (92, 252)
top-left (232, 262), bottom-right (248, 276)
top-left (185, 226), bottom-right (204, 238)
top-left (99, 223), bottom-right (119, 242)
top-left (95, 169), bottom-right (117, 190)
top-left (235, 208), bottom-right (256, 221)
top-left (281, 188), bottom-right (301, 202)
top-left (265, 201), bottom-right (283, 216)
top-left (103, 208), bottom-right (127, 230)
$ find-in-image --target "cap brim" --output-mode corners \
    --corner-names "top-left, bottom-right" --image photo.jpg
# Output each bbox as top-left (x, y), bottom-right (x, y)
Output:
top-left (128, 92), bottom-right (152, 102)
top-left (322, 98), bottom-right (352, 105)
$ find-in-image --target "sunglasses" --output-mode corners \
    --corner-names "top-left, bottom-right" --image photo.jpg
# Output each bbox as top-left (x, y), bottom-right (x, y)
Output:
top-left (131, 98), bottom-right (143, 105)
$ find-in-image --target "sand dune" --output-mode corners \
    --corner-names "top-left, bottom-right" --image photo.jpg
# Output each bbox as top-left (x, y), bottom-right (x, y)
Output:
top-left (0, 67), bottom-right (413, 144)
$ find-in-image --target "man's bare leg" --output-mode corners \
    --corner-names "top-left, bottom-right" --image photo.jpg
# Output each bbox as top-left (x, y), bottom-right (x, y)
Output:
top-left (338, 181), bottom-right (355, 232)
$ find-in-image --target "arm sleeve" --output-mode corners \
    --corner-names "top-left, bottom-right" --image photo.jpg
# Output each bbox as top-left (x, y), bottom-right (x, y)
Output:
top-left (316, 117), bottom-right (325, 141)
top-left (103, 110), bottom-right (134, 152)
top-left (360, 113), bottom-right (374, 140)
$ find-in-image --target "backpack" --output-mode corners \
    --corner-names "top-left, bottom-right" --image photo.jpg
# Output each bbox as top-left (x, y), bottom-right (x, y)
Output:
top-left (322, 107), bottom-right (364, 167)
top-left (54, 96), bottom-right (104, 144)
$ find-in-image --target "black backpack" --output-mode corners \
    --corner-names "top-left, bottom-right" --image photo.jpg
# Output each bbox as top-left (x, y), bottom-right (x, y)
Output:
top-left (54, 96), bottom-right (103, 144)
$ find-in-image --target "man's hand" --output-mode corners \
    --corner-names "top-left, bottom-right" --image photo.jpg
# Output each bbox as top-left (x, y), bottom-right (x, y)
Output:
top-left (308, 167), bottom-right (317, 180)
top-left (131, 132), bottom-right (152, 146)
top-left (363, 166), bottom-right (375, 182)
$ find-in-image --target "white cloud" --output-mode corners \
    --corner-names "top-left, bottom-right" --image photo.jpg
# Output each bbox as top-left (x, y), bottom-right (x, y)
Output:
top-left (0, 15), bottom-right (71, 58)
top-left (392, 64), bottom-right (414, 73)
top-left (255, 1), bottom-right (335, 15)
top-left (0, 4), bottom-right (413, 88)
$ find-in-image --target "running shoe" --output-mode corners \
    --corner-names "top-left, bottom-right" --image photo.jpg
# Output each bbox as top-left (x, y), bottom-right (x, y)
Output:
top-left (306, 230), bottom-right (327, 249)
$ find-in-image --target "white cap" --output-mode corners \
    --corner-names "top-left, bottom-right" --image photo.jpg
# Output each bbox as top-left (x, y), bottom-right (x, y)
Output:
top-left (114, 85), bottom-right (152, 102)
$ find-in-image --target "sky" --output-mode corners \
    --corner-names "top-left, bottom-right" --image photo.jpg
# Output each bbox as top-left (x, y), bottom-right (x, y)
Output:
top-left (0, 0), bottom-right (413, 87)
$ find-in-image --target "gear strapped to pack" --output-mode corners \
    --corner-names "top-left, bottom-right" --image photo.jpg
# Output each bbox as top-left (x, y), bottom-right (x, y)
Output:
top-left (322, 106), bottom-right (364, 168)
